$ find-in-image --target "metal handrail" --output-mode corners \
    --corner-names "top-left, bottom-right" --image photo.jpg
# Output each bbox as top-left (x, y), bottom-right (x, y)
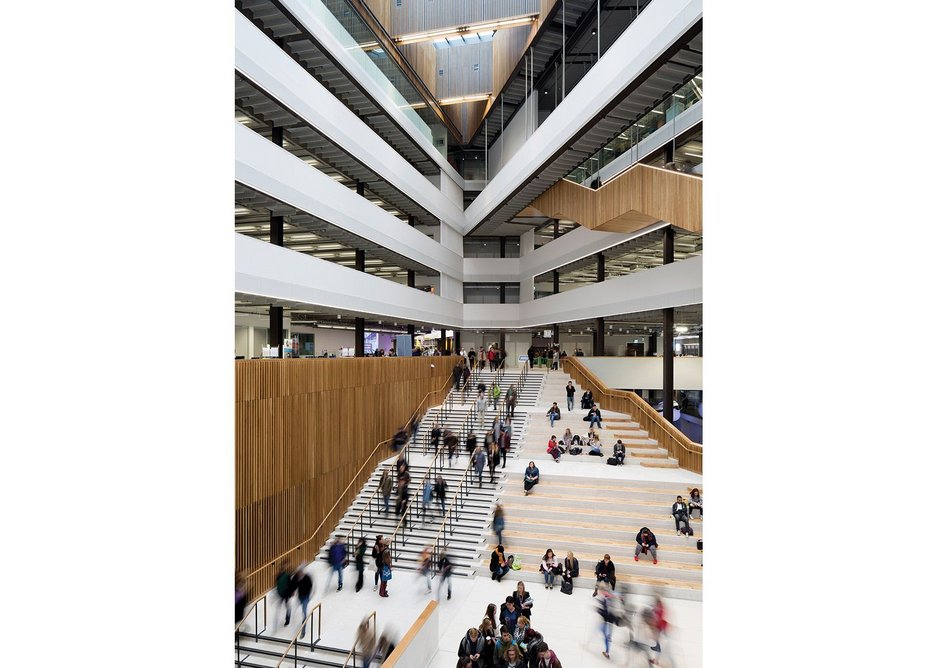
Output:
top-left (342, 611), bottom-right (377, 668)
top-left (386, 440), bottom-right (446, 561)
top-left (428, 459), bottom-right (474, 577)
top-left (275, 602), bottom-right (323, 668)
top-left (235, 593), bottom-right (269, 666)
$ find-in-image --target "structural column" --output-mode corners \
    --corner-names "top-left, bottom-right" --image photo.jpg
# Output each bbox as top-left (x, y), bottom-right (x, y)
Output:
top-left (662, 225), bottom-right (675, 420)
top-left (553, 270), bottom-right (560, 294)
top-left (354, 248), bottom-right (365, 357)
top-left (454, 330), bottom-right (461, 353)
top-left (594, 317), bottom-right (605, 357)
top-left (407, 216), bottom-right (416, 288)
top-left (597, 252), bottom-right (605, 283)
top-left (268, 306), bottom-right (284, 349)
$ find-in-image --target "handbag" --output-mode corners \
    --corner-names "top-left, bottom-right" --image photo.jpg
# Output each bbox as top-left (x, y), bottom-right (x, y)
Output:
top-left (510, 557), bottom-right (522, 571)
top-left (560, 580), bottom-right (573, 595)
top-left (380, 564), bottom-right (392, 582)
top-left (551, 565), bottom-right (563, 575)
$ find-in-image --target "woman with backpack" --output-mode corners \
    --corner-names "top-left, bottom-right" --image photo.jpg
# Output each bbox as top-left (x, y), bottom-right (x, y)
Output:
top-left (371, 535), bottom-right (384, 591)
top-left (378, 543), bottom-right (392, 598)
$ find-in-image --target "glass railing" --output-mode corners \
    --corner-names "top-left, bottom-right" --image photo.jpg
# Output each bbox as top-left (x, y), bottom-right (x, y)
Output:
top-left (565, 73), bottom-right (702, 185)
top-left (301, 0), bottom-right (446, 156)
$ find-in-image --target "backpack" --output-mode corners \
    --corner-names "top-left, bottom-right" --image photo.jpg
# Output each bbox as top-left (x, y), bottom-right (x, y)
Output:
top-left (606, 457), bottom-right (618, 466)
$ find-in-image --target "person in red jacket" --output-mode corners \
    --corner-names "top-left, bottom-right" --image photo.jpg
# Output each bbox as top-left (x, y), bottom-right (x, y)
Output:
top-left (536, 643), bottom-right (563, 667)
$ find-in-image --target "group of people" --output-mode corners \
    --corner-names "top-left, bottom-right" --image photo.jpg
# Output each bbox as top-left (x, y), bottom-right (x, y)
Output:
top-left (669, 488), bottom-right (703, 535)
top-left (526, 346), bottom-right (565, 371)
top-left (545, 428), bottom-right (623, 463)
top-left (458, 581), bottom-right (563, 668)
top-left (460, 344), bottom-right (506, 372)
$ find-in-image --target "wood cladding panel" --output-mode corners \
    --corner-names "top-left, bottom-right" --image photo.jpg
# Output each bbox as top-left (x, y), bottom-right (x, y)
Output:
top-left (529, 165), bottom-right (703, 234)
top-left (236, 358), bottom-right (455, 594)
top-left (435, 41), bottom-right (493, 99)
top-left (364, 0), bottom-right (391, 28)
top-left (390, 0), bottom-right (539, 37)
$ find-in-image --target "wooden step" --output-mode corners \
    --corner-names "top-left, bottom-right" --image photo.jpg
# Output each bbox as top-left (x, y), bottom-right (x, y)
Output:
top-left (483, 545), bottom-right (702, 574)
top-left (640, 460), bottom-right (680, 468)
top-left (495, 530), bottom-right (701, 554)
top-left (628, 450), bottom-right (669, 459)
top-left (492, 562), bottom-right (702, 591)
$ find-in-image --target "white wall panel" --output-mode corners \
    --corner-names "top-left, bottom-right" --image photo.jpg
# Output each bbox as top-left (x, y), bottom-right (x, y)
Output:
top-left (235, 122), bottom-right (464, 281)
top-left (463, 257), bottom-right (522, 282)
top-left (236, 233), bottom-right (463, 326)
top-left (579, 356), bottom-right (702, 391)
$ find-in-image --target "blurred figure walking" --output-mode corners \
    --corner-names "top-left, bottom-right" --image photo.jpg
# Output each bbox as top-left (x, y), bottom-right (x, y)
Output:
top-left (274, 561), bottom-right (296, 626)
top-left (327, 536), bottom-right (347, 592)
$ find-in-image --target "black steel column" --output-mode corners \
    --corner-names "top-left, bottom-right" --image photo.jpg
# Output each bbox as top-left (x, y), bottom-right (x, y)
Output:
top-left (500, 236), bottom-right (507, 258)
top-left (454, 330), bottom-right (461, 352)
top-left (665, 141), bottom-right (674, 164)
top-left (663, 225), bottom-right (674, 264)
top-left (597, 252), bottom-right (605, 282)
top-left (698, 327), bottom-right (703, 357)
top-left (553, 324), bottom-right (560, 345)
top-left (407, 270), bottom-right (415, 288)
top-left (355, 317), bottom-right (365, 357)
top-left (355, 249), bottom-right (365, 272)
top-left (498, 331), bottom-right (506, 361)
top-left (271, 126), bottom-right (284, 147)
top-left (553, 219), bottom-right (560, 239)
top-left (663, 308), bottom-right (674, 422)
top-left (648, 330), bottom-right (657, 356)
top-left (500, 283), bottom-right (506, 303)
top-left (408, 215), bottom-right (415, 227)
top-left (270, 215), bottom-right (284, 247)
top-left (269, 306), bottom-right (283, 348)
top-left (407, 324), bottom-right (415, 339)
top-left (356, 181), bottom-right (365, 197)
top-left (553, 271), bottom-right (560, 294)
top-left (595, 317), bottom-right (605, 357)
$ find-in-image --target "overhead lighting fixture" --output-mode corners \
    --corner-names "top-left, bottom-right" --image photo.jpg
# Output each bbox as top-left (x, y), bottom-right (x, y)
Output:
top-left (684, 152), bottom-right (703, 158)
top-left (438, 93), bottom-right (492, 106)
top-left (675, 325), bottom-right (688, 333)
top-left (394, 14), bottom-right (538, 46)
top-left (636, 124), bottom-right (646, 128)
top-left (651, 109), bottom-right (664, 115)
top-left (673, 94), bottom-right (685, 99)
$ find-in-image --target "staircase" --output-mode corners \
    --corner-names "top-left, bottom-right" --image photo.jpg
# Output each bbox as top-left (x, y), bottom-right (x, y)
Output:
top-left (455, 366), bottom-right (545, 408)
top-left (235, 630), bottom-right (356, 668)
top-left (317, 389), bottom-right (531, 578)
top-left (534, 369), bottom-right (679, 467)
top-left (479, 474), bottom-right (704, 601)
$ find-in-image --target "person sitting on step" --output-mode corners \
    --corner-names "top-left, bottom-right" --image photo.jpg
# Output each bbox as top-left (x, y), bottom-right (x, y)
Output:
top-left (547, 436), bottom-right (561, 463)
top-left (587, 434), bottom-right (603, 456)
top-left (490, 544), bottom-right (512, 582)
top-left (613, 440), bottom-right (626, 465)
top-left (634, 527), bottom-right (659, 565)
top-left (585, 404), bottom-right (603, 429)
top-left (567, 435), bottom-right (583, 456)
top-left (592, 554), bottom-right (617, 596)
top-left (672, 495), bottom-right (690, 535)
top-left (563, 551), bottom-right (580, 588)
top-left (523, 462), bottom-right (540, 496)
top-left (580, 390), bottom-right (594, 409)
top-left (688, 487), bottom-right (703, 519)
top-left (546, 402), bottom-right (561, 428)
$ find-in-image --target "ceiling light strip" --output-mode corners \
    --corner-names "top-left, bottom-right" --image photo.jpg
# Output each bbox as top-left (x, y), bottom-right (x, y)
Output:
top-left (393, 14), bottom-right (538, 46)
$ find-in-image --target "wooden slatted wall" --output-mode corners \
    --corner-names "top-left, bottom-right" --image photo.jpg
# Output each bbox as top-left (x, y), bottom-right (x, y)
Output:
top-left (235, 357), bottom-right (454, 593)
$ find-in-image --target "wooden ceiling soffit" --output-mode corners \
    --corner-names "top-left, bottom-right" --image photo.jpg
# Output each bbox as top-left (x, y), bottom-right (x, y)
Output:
top-left (348, 0), bottom-right (464, 143)
top-left (528, 165), bottom-right (702, 234)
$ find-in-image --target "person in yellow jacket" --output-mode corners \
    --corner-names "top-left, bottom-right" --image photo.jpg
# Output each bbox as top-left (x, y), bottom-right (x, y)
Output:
top-left (490, 382), bottom-right (501, 410)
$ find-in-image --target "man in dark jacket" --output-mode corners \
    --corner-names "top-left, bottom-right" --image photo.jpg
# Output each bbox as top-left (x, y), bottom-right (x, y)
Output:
top-left (593, 554), bottom-right (616, 596)
top-left (585, 405), bottom-right (603, 429)
top-left (275, 561), bottom-right (295, 625)
top-left (437, 550), bottom-right (453, 600)
top-left (672, 495), bottom-right (690, 534)
top-left (452, 363), bottom-right (462, 390)
top-left (430, 423), bottom-right (442, 452)
top-left (328, 536), bottom-right (347, 591)
top-left (565, 381), bottom-right (576, 411)
top-left (634, 527), bottom-right (658, 564)
top-left (296, 566), bottom-right (314, 637)
top-left (458, 627), bottom-right (485, 668)
top-left (499, 596), bottom-right (520, 634)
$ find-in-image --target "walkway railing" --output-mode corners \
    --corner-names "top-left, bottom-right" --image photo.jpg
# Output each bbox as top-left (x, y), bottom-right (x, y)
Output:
top-left (274, 602), bottom-right (323, 668)
top-left (341, 611), bottom-right (377, 668)
top-left (428, 460), bottom-right (474, 576)
top-left (563, 357), bottom-right (702, 473)
top-left (235, 593), bottom-right (269, 666)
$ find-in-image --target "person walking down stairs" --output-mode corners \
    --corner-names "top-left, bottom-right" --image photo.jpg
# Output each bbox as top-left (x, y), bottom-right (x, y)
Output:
top-left (493, 503), bottom-right (506, 546)
top-left (476, 392), bottom-right (488, 430)
top-left (505, 384), bottom-right (518, 418)
top-left (473, 445), bottom-right (486, 488)
top-left (565, 381), bottom-right (576, 411)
